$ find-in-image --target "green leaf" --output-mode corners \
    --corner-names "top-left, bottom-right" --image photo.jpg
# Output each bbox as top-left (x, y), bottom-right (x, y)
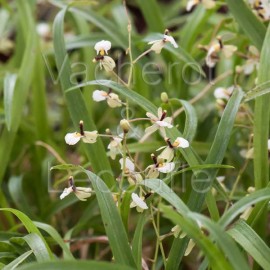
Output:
top-left (219, 188), bottom-right (270, 227)
top-left (131, 213), bottom-right (147, 269)
top-left (228, 220), bottom-right (270, 270)
top-left (225, 0), bottom-right (266, 49)
top-left (50, 164), bottom-right (81, 171)
top-left (2, 250), bottom-right (32, 270)
top-left (136, 0), bottom-right (164, 32)
top-left (244, 81), bottom-right (270, 102)
top-left (3, 73), bottom-right (17, 131)
top-left (53, 8), bottom-right (115, 187)
top-left (170, 99), bottom-right (198, 141)
top-left (160, 205), bottom-right (234, 270)
top-left (51, 0), bottom-right (127, 48)
top-left (16, 261), bottom-right (136, 270)
top-left (0, 0), bottom-right (37, 183)
top-left (0, 208), bottom-right (53, 260)
top-left (23, 233), bottom-right (51, 262)
top-left (82, 169), bottom-right (136, 268)
top-left (188, 213), bottom-right (249, 270)
top-left (253, 22), bottom-right (270, 190)
top-left (33, 222), bottom-right (74, 260)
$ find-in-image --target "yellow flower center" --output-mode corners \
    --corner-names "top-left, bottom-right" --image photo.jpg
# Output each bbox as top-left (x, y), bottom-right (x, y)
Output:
top-left (100, 49), bottom-right (105, 56)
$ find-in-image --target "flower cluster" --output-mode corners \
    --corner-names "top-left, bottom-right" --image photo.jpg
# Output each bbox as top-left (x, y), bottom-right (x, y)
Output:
top-left (59, 37), bottom-right (189, 211)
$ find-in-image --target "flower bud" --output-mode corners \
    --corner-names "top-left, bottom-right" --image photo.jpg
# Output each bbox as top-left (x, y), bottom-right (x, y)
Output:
top-left (120, 119), bottom-right (130, 133)
top-left (161, 92), bottom-right (169, 103)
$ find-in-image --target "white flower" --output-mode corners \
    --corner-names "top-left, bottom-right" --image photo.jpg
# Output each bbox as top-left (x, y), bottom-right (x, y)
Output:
top-left (94, 40), bottom-right (111, 55)
top-left (158, 137), bottom-right (189, 162)
top-left (74, 187), bottom-right (92, 201)
top-left (213, 86), bottom-right (234, 101)
top-left (145, 107), bottom-right (173, 137)
top-left (206, 39), bottom-right (237, 68)
top-left (108, 135), bottom-right (123, 160)
top-left (146, 155), bottom-right (175, 178)
top-left (173, 137), bottom-right (190, 148)
top-left (60, 186), bottom-right (92, 201)
top-left (119, 157), bottom-right (135, 172)
top-left (36, 22), bottom-right (51, 39)
top-left (148, 31), bottom-right (178, 54)
top-left (65, 131), bottom-right (98, 145)
top-left (65, 120), bottom-right (98, 145)
top-left (119, 157), bottom-right (142, 185)
top-left (157, 162), bottom-right (175, 173)
top-left (92, 90), bottom-right (122, 108)
top-left (186, 0), bottom-right (215, 11)
top-left (242, 46), bottom-right (260, 75)
top-left (130, 193), bottom-right (148, 212)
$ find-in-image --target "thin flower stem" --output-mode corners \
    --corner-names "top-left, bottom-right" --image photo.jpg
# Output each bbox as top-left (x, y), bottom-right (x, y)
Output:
top-left (133, 48), bottom-right (152, 64)
top-left (111, 70), bottom-right (129, 87)
top-left (128, 118), bottom-right (150, 123)
top-left (150, 201), bottom-right (166, 269)
top-left (172, 70), bottom-right (233, 119)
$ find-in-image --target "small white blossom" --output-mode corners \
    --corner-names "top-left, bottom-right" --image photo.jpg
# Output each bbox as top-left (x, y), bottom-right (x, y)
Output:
top-left (65, 131), bottom-right (98, 145)
top-left (206, 39), bottom-right (237, 68)
top-left (130, 193), bottom-right (148, 212)
top-left (119, 157), bottom-right (143, 185)
top-left (242, 46), bottom-right (260, 75)
top-left (119, 157), bottom-right (135, 172)
top-left (36, 22), bottom-right (51, 39)
top-left (145, 107), bottom-right (173, 137)
top-left (148, 31), bottom-right (178, 54)
top-left (186, 0), bottom-right (215, 11)
top-left (92, 90), bottom-right (122, 108)
top-left (146, 155), bottom-right (175, 178)
top-left (158, 137), bottom-right (189, 162)
top-left (108, 135), bottom-right (123, 160)
top-left (94, 40), bottom-right (111, 55)
top-left (60, 186), bottom-right (92, 201)
top-left (214, 86), bottom-right (234, 101)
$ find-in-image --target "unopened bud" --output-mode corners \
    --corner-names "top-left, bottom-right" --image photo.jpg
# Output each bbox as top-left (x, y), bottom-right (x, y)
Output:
top-left (161, 92), bottom-right (169, 103)
top-left (235, 65), bottom-right (242, 74)
top-left (120, 119), bottom-right (130, 133)
top-left (247, 186), bottom-right (255, 193)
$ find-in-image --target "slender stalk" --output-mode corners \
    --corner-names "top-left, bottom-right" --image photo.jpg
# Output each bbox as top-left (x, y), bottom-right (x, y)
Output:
top-left (133, 48), bottom-right (152, 64)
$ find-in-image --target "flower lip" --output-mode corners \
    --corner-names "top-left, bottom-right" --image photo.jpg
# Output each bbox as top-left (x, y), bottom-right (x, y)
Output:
top-left (94, 40), bottom-right (111, 55)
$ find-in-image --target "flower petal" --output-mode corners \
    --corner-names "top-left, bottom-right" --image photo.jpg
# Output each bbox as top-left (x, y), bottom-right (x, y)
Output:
top-left (65, 132), bottom-right (82, 145)
top-left (119, 157), bottom-right (135, 172)
top-left (75, 187), bottom-right (92, 201)
top-left (145, 124), bottom-right (159, 135)
top-left (174, 137), bottom-right (190, 148)
top-left (82, 131), bottom-right (98, 144)
top-left (158, 162), bottom-right (175, 173)
top-left (92, 90), bottom-right (107, 102)
top-left (60, 187), bottom-right (73, 200)
top-left (131, 193), bottom-right (148, 210)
